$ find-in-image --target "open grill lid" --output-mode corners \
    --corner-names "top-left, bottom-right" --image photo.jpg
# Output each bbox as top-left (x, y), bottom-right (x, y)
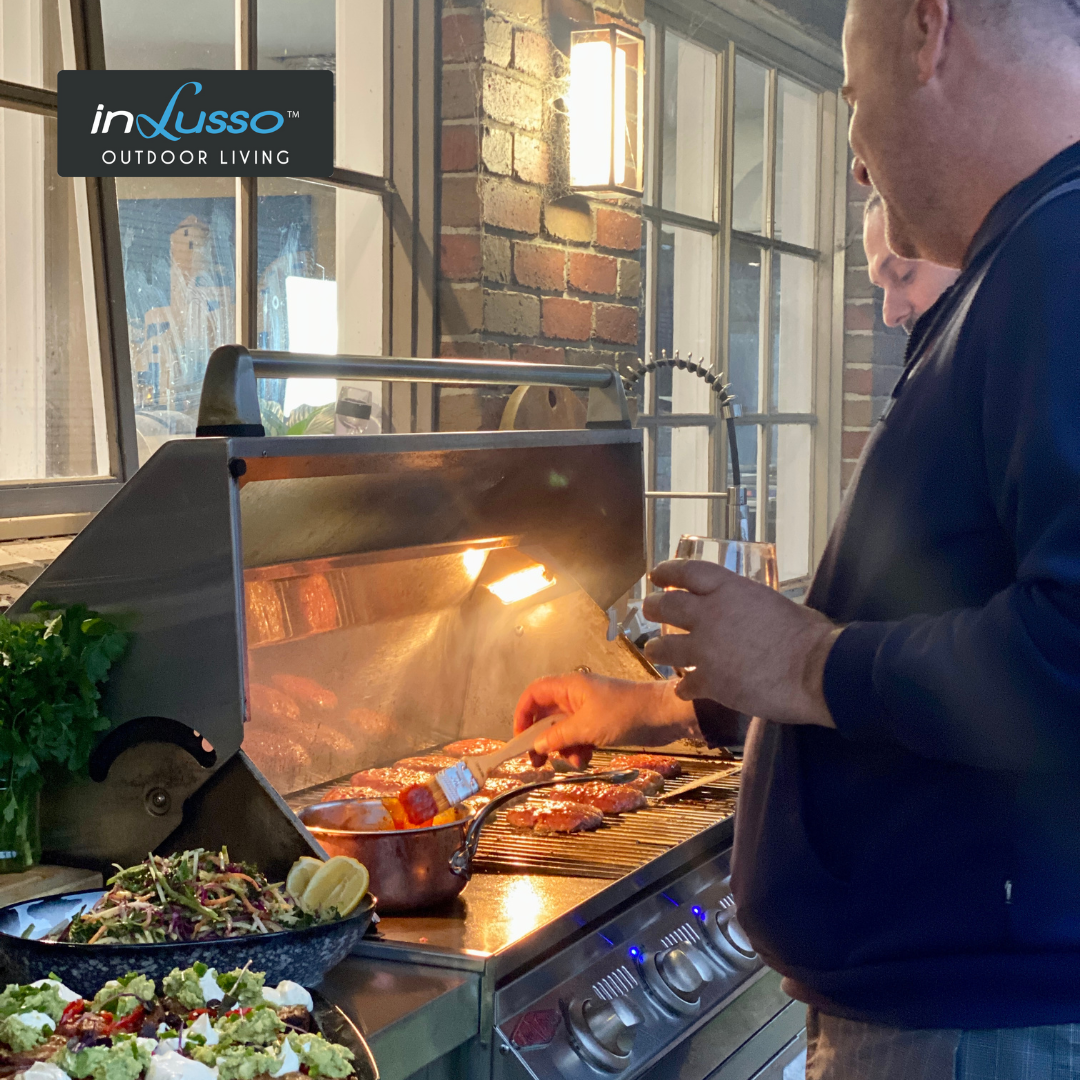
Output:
top-left (14, 417), bottom-right (648, 876)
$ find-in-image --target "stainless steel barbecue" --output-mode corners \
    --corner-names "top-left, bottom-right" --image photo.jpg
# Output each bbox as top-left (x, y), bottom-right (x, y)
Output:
top-left (14, 350), bottom-right (805, 1080)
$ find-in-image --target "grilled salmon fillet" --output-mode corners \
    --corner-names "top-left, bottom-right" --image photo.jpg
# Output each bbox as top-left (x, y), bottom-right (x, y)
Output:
top-left (505, 800), bottom-right (603, 834)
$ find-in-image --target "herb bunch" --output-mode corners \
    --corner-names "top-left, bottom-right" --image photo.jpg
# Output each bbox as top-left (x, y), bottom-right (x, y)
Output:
top-left (0, 602), bottom-right (127, 815)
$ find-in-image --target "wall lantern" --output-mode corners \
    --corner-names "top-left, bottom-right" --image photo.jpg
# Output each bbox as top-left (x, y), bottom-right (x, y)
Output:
top-left (569, 24), bottom-right (644, 196)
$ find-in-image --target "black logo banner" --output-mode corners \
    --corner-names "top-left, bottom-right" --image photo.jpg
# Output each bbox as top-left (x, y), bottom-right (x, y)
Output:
top-left (58, 70), bottom-right (333, 177)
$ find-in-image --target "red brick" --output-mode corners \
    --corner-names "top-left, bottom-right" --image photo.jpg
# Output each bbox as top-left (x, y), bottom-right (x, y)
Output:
top-left (845, 302), bottom-right (875, 331)
top-left (595, 206), bottom-right (642, 251)
top-left (513, 344), bottom-right (565, 364)
top-left (442, 125), bottom-right (479, 172)
top-left (482, 127), bottom-right (512, 175)
top-left (442, 12), bottom-right (483, 62)
top-left (441, 339), bottom-right (512, 361)
top-left (569, 252), bottom-right (617, 295)
top-left (543, 297), bottom-right (593, 341)
top-left (841, 459), bottom-right (858, 490)
top-left (617, 258), bottom-right (640, 299)
top-left (441, 176), bottom-right (481, 227)
top-left (594, 303), bottom-right (638, 345)
top-left (842, 430), bottom-right (869, 459)
top-left (514, 134), bottom-right (549, 185)
top-left (441, 234), bottom-right (482, 280)
top-left (483, 178), bottom-right (541, 234)
top-left (513, 28), bottom-right (551, 80)
top-left (843, 397), bottom-right (873, 428)
top-left (513, 242), bottom-right (565, 290)
top-left (484, 17), bottom-right (512, 67)
top-left (843, 366), bottom-right (872, 395)
top-left (544, 201), bottom-right (592, 243)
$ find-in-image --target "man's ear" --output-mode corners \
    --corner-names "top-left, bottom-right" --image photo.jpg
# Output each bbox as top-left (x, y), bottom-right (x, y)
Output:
top-left (911, 0), bottom-right (951, 84)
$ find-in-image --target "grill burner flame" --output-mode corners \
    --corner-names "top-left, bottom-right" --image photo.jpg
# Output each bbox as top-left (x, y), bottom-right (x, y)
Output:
top-left (485, 564), bottom-right (556, 604)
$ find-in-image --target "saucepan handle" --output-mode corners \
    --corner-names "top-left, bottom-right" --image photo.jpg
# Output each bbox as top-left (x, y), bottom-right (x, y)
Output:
top-left (448, 768), bottom-right (639, 880)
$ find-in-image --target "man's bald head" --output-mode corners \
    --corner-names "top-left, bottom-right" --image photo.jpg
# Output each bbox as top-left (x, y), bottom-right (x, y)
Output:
top-left (844, 0), bottom-right (1080, 265)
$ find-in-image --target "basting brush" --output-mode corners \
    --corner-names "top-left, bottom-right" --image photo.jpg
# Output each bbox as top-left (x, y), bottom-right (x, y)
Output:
top-left (399, 716), bottom-right (560, 825)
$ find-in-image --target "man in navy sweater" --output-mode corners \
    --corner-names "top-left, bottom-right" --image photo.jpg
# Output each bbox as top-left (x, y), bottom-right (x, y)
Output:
top-left (514, 0), bottom-right (1080, 1074)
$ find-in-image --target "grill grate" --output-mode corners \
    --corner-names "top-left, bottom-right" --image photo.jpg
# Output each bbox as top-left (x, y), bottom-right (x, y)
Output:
top-left (470, 751), bottom-right (740, 880)
top-left (287, 750), bottom-right (741, 882)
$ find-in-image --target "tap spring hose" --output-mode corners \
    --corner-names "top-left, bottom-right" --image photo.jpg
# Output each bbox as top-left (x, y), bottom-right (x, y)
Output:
top-left (621, 354), bottom-right (741, 488)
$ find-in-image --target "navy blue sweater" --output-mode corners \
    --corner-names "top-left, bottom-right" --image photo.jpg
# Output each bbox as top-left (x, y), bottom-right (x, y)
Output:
top-left (698, 143), bottom-right (1080, 1028)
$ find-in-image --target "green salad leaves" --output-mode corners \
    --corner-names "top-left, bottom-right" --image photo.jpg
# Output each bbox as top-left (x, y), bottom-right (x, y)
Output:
top-left (0, 602), bottom-right (127, 815)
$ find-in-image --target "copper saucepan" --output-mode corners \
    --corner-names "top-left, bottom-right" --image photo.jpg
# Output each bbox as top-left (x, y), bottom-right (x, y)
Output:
top-left (298, 768), bottom-right (639, 914)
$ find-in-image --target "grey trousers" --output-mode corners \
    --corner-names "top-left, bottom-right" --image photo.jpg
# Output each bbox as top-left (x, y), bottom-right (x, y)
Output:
top-left (805, 1007), bottom-right (1080, 1079)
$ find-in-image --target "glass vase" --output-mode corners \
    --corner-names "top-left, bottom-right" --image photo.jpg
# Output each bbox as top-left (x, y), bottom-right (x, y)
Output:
top-left (0, 775), bottom-right (41, 873)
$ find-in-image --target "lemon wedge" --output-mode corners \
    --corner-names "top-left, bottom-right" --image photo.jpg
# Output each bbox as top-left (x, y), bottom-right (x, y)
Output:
top-left (286, 856), bottom-right (324, 903)
top-left (300, 855), bottom-right (370, 917)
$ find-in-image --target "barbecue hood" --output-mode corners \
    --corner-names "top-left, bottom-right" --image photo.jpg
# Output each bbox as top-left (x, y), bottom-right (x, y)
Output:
top-left (13, 351), bottom-right (654, 877)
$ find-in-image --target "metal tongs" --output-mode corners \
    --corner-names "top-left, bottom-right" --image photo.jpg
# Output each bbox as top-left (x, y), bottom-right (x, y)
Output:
top-left (449, 768), bottom-right (639, 880)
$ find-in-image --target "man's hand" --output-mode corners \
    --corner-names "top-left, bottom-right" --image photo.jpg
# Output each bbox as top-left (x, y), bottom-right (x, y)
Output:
top-left (513, 673), bottom-right (699, 770)
top-left (642, 560), bottom-right (841, 728)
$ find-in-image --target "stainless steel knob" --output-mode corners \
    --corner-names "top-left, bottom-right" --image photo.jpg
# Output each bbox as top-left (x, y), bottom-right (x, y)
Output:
top-left (640, 945), bottom-right (710, 1015)
top-left (702, 908), bottom-right (758, 969)
top-left (564, 996), bottom-right (638, 1072)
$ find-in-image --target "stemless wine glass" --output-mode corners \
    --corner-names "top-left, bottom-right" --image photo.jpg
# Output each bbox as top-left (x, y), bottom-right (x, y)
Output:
top-left (660, 535), bottom-right (780, 660)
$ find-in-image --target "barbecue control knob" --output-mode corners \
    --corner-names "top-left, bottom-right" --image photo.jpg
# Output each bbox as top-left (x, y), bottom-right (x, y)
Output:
top-left (641, 945), bottom-right (711, 1015)
top-left (701, 908), bottom-right (758, 970)
top-left (565, 996), bottom-right (638, 1072)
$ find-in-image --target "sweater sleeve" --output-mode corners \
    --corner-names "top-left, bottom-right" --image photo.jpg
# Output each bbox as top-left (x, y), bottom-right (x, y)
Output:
top-left (824, 198), bottom-right (1080, 772)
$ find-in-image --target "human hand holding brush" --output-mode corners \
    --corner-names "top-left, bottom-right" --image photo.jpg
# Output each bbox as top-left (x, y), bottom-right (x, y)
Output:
top-left (398, 716), bottom-right (562, 825)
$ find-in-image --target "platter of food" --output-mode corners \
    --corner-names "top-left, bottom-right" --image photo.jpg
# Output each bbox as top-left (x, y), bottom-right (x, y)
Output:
top-left (0, 850), bottom-right (375, 989)
top-left (0, 965), bottom-right (377, 1080)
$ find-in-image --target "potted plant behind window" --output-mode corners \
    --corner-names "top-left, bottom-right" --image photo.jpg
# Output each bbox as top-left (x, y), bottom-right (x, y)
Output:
top-left (0, 603), bottom-right (127, 872)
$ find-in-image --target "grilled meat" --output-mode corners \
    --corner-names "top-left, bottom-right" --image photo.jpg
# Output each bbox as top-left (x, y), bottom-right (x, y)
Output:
top-left (394, 754), bottom-right (460, 774)
top-left (271, 673), bottom-right (338, 712)
top-left (543, 782), bottom-right (646, 815)
top-left (245, 579), bottom-right (286, 644)
top-left (479, 776), bottom-right (526, 796)
top-left (323, 784), bottom-right (388, 802)
top-left (295, 573), bottom-right (340, 633)
top-left (505, 799), bottom-right (603, 834)
top-left (491, 756), bottom-right (556, 783)
top-left (348, 766), bottom-right (434, 795)
top-left (609, 753), bottom-right (682, 779)
top-left (249, 683), bottom-right (301, 723)
top-left (623, 768), bottom-right (665, 796)
top-left (443, 737), bottom-right (506, 757)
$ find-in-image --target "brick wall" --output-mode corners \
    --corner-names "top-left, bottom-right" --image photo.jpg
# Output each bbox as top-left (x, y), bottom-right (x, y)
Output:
top-left (439, 0), bottom-right (644, 430)
top-left (841, 168), bottom-right (908, 493)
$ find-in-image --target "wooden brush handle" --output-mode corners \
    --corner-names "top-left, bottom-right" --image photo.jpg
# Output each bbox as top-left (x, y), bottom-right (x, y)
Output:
top-left (468, 715), bottom-right (561, 783)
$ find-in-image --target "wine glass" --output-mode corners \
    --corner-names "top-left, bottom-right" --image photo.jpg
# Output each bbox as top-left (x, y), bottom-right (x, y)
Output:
top-left (660, 535), bottom-right (780, 663)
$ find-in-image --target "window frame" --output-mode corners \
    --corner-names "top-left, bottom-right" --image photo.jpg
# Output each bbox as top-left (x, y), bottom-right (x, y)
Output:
top-left (640, 1), bottom-right (848, 587)
top-left (1, 0), bottom-right (435, 532)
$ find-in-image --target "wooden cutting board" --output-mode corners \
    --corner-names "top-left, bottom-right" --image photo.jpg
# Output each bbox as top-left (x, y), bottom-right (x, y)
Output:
top-left (0, 865), bottom-right (102, 908)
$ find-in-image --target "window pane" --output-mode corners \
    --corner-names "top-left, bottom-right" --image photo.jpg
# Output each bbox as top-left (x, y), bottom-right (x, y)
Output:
top-left (773, 424), bottom-right (812, 580)
top-left (728, 238), bottom-right (762, 413)
top-left (770, 252), bottom-right (815, 413)
top-left (2, 0), bottom-right (62, 90)
top-left (102, 0), bottom-right (233, 68)
top-left (258, 0), bottom-right (383, 176)
top-left (732, 55), bottom-right (767, 235)
top-left (661, 33), bottom-right (716, 221)
top-left (0, 112), bottom-right (108, 480)
top-left (257, 179), bottom-right (383, 432)
top-left (775, 77), bottom-right (819, 249)
top-left (117, 177), bottom-right (235, 464)
top-left (725, 424), bottom-right (758, 539)
top-left (655, 226), bottom-right (714, 413)
top-left (651, 493), bottom-right (711, 564)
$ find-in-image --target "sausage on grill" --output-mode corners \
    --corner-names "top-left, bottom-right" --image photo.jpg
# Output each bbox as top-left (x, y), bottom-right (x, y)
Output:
top-left (544, 782), bottom-right (647, 815)
top-left (609, 753), bottom-right (682, 779)
top-left (505, 800), bottom-right (603, 834)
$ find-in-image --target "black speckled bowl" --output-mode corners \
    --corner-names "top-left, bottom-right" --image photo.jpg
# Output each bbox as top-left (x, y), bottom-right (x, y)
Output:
top-left (0, 890), bottom-right (376, 996)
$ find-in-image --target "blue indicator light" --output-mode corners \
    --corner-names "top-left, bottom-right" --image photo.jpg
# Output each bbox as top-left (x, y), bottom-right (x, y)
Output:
top-left (628, 947), bottom-right (642, 960)
top-left (598, 933), bottom-right (614, 947)
top-left (692, 906), bottom-right (705, 919)
top-left (661, 892), bottom-right (679, 906)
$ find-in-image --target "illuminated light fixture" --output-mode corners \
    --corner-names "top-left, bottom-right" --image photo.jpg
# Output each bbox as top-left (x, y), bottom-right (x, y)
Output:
top-left (569, 24), bottom-right (644, 195)
top-left (486, 564), bottom-right (556, 605)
